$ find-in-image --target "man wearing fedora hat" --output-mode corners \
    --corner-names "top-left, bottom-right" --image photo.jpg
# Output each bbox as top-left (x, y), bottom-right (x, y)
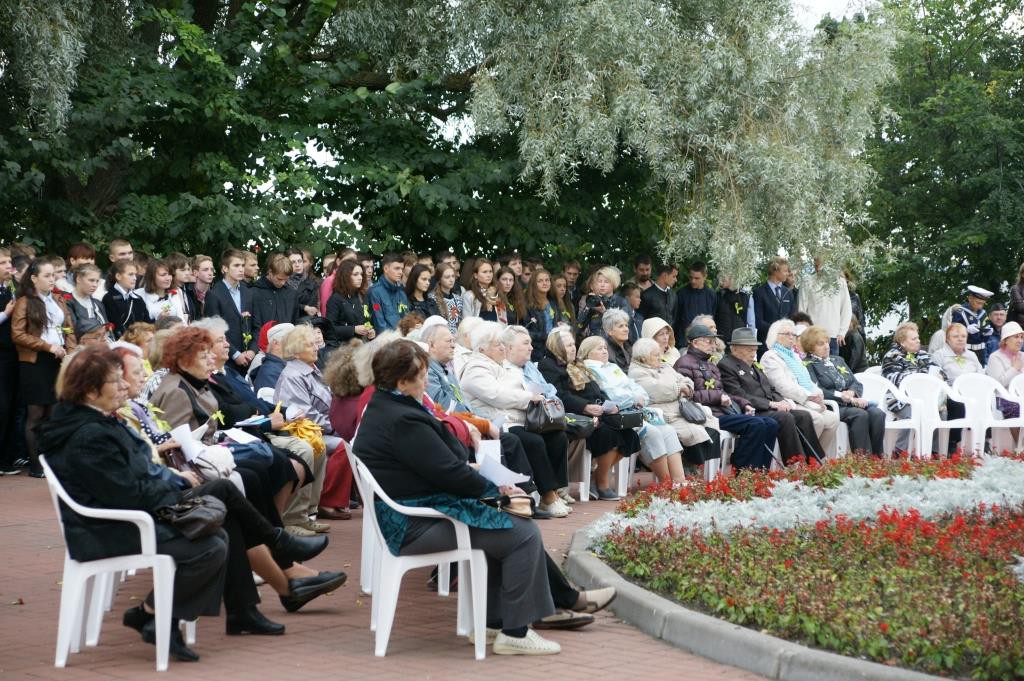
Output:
top-left (951, 285), bottom-right (994, 365)
top-left (719, 327), bottom-right (827, 464)
top-left (674, 324), bottom-right (778, 470)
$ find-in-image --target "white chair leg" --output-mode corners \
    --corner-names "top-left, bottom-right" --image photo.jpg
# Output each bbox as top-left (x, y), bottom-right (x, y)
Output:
top-left (370, 539), bottom-right (383, 632)
top-left (71, 574), bottom-right (96, 654)
top-left (373, 563), bottom-right (403, 657)
top-left (578, 449), bottom-right (591, 503)
top-left (54, 563), bottom-right (85, 667)
top-left (469, 551), bottom-right (488, 661)
top-left (86, 572), bottom-right (114, 646)
top-left (703, 458), bottom-right (719, 482)
top-left (359, 512), bottom-right (374, 595)
top-left (455, 559), bottom-right (470, 636)
top-left (181, 619), bottom-right (196, 646)
top-left (438, 562), bottom-right (451, 597)
top-left (152, 559), bottom-right (175, 672)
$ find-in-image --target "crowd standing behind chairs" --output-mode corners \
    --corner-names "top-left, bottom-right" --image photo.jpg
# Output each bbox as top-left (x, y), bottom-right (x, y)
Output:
top-left (2, 236), bottom-right (1024, 662)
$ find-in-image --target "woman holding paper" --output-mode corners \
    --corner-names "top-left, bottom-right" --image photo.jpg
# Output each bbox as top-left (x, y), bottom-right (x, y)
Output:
top-left (354, 340), bottom-right (563, 655)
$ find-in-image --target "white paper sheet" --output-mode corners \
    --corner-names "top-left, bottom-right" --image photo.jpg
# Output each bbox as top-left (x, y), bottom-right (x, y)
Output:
top-left (478, 453), bottom-right (530, 487)
top-left (170, 424), bottom-right (204, 462)
top-left (222, 428), bottom-right (260, 445)
top-left (475, 440), bottom-right (501, 465)
top-left (285, 405), bottom-right (303, 421)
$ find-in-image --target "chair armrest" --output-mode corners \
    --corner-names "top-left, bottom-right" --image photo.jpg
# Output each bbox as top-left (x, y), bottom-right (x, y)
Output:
top-left (824, 399), bottom-right (841, 414)
top-left (69, 506), bottom-right (158, 555)
top-left (388, 501), bottom-right (475, 550)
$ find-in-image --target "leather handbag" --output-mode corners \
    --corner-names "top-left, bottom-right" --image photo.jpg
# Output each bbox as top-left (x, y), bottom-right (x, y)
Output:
top-left (480, 494), bottom-right (536, 519)
top-left (156, 494), bottom-right (227, 540)
top-left (564, 413), bottom-right (597, 440)
top-left (525, 397), bottom-right (567, 433)
top-left (678, 398), bottom-right (708, 424)
top-left (600, 408), bottom-right (644, 430)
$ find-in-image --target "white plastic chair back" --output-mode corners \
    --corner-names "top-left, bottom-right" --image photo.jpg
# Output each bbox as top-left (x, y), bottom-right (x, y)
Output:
top-left (864, 365), bottom-right (882, 375)
top-left (256, 387), bottom-right (275, 402)
top-left (855, 373), bottom-right (920, 456)
top-left (901, 374), bottom-right (976, 455)
top-left (350, 456), bottom-right (487, 659)
top-left (954, 373), bottom-right (1024, 453)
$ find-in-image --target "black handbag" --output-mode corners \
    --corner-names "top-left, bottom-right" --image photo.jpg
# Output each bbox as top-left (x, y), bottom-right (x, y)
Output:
top-left (678, 398), bottom-right (707, 424)
top-left (525, 398), bottom-right (567, 433)
top-left (479, 494), bottom-right (536, 518)
top-left (156, 494), bottom-right (227, 540)
top-left (564, 412), bottom-right (597, 440)
top-left (600, 408), bottom-right (644, 430)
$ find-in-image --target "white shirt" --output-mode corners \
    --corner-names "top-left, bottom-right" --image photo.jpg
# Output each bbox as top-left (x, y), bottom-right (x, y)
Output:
top-left (40, 293), bottom-right (66, 347)
top-left (797, 272), bottom-right (852, 339)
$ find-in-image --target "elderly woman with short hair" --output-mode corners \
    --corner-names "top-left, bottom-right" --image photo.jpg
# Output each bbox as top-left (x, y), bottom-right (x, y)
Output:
top-left (461, 321), bottom-right (571, 517)
top-left (930, 322), bottom-right (978, 454)
top-left (802, 325), bottom-right (886, 457)
top-left (882, 321), bottom-right (946, 455)
top-left (602, 308), bottom-right (632, 371)
top-left (275, 325), bottom-right (344, 452)
top-left (760, 319), bottom-right (839, 458)
top-left (628, 337), bottom-right (721, 481)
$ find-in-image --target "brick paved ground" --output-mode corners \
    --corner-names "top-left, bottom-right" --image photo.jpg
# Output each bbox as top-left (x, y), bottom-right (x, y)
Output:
top-left (0, 472), bottom-right (764, 681)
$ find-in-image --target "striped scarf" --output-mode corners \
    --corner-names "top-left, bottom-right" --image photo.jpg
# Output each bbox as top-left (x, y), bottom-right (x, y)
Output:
top-left (773, 343), bottom-right (815, 392)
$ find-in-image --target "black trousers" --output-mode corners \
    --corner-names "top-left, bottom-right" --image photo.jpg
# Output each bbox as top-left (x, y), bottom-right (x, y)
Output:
top-left (717, 414), bottom-right (778, 470)
top-left (0, 353), bottom-right (19, 468)
top-left (151, 532), bottom-right (228, 622)
top-left (508, 427), bottom-right (569, 494)
top-left (839, 405), bottom-right (886, 456)
top-left (759, 409), bottom-right (825, 461)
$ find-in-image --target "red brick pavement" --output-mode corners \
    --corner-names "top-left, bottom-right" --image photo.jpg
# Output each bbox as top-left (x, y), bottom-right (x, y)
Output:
top-left (0, 473), bottom-right (765, 680)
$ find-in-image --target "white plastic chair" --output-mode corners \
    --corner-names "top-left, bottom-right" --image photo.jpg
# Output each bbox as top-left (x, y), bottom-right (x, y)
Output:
top-left (256, 387), bottom-right (275, 402)
top-left (954, 374), bottom-right (1024, 454)
top-left (40, 456), bottom-right (179, 672)
top-left (574, 446), bottom-right (592, 503)
top-left (901, 374), bottom-right (978, 457)
top-left (344, 438), bottom-right (450, 597)
top-left (612, 451), bottom-right (638, 498)
top-left (823, 400), bottom-right (848, 459)
top-left (855, 373), bottom-right (922, 457)
top-left (351, 457), bottom-right (488, 659)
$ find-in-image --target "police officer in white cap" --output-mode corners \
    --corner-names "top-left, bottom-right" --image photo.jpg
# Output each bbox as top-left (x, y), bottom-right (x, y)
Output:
top-left (952, 285), bottom-right (994, 364)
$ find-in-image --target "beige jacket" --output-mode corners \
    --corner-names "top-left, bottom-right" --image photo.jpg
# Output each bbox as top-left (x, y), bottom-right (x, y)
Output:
top-left (628, 361), bottom-right (715, 445)
top-left (460, 352), bottom-right (533, 426)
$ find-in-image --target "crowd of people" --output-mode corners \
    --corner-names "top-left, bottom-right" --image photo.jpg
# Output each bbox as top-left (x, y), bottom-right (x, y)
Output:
top-left (2, 237), bottom-right (1022, 661)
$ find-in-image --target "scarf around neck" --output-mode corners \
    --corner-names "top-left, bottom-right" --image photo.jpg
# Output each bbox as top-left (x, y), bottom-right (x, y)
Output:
top-left (773, 343), bottom-right (815, 392)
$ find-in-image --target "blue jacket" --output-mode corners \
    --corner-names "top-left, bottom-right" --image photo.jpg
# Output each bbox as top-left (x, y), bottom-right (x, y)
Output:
top-left (427, 359), bottom-right (472, 412)
top-left (367, 277), bottom-right (409, 333)
top-left (252, 353), bottom-right (287, 394)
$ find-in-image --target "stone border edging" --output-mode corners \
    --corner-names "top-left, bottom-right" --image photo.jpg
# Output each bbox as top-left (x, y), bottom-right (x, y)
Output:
top-left (565, 523), bottom-right (944, 681)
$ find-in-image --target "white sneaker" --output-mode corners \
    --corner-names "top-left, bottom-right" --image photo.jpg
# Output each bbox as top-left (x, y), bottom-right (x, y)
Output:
top-left (493, 629), bottom-right (562, 655)
top-left (467, 627), bottom-right (500, 645)
top-left (557, 487), bottom-right (576, 505)
top-left (538, 500), bottom-right (569, 518)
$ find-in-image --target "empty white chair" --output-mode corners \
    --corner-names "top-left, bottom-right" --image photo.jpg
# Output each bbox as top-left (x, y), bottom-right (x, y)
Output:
top-left (855, 373), bottom-right (922, 457)
top-left (823, 400), bottom-right (848, 459)
top-left (351, 457), bottom-right (488, 659)
top-left (953, 374), bottom-right (1024, 454)
top-left (40, 456), bottom-right (179, 672)
top-left (901, 374), bottom-right (978, 457)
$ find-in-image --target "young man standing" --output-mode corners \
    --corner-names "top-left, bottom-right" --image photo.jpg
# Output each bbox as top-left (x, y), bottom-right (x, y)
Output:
top-left (242, 251), bottom-right (260, 286)
top-left (639, 263), bottom-right (678, 328)
top-left (562, 260), bottom-right (583, 307)
top-left (676, 261), bottom-right (717, 340)
top-left (797, 258), bottom-right (852, 355)
top-left (204, 249), bottom-right (257, 366)
top-left (251, 253), bottom-right (300, 333)
top-left (107, 238), bottom-right (134, 264)
top-left (627, 254), bottom-right (653, 291)
top-left (752, 256), bottom-right (796, 348)
top-left (367, 252), bottom-right (410, 333)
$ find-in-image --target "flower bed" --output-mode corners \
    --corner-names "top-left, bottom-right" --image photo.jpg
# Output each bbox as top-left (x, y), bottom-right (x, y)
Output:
top-left (593, 456), bottom-right (1024, 680)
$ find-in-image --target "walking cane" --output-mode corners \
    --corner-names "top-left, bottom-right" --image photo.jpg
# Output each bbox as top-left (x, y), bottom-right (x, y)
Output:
top-left (794, 423), bottom-right (826, 464)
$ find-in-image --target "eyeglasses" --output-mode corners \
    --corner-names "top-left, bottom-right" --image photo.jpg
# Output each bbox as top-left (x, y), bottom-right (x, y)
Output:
top-left (778, 332), bottom-right (796, 337)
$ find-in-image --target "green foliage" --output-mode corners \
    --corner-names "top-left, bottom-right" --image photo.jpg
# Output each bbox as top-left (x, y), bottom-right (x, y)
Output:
top-left (0, 0), bottom-right (892, 281)
top-left (864, 0), bottom-right (1024, 325)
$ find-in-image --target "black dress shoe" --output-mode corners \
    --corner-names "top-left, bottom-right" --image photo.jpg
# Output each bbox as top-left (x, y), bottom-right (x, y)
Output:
top-left (27, 468), bottom-right (45, 479)
top-left (122, 604), bottom-right (154, 634)
top-left (226, 605), bottom-right (285, 635)
top-left (141, 618), bottom-right (199, 662)
top-left (279, 571), bottom-right (347, 613)
top-left (271, 527), bottom-right (328, 564)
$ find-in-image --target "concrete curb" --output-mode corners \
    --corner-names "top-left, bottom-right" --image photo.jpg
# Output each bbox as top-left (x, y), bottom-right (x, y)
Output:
top-left (565, 524), bottom-right (944, 681)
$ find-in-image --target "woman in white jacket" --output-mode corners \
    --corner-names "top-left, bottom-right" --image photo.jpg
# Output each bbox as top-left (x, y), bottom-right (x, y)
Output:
top-left (760, 319), bottom-right (839, 457)
top-left (461, 321), bottom-right (571, 516)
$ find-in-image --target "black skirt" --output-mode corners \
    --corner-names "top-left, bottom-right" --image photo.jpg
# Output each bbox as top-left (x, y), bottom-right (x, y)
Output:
top-left (20, 351), bottom-right (60, 405)
top-left (587, 423), bottom-right (641, 458)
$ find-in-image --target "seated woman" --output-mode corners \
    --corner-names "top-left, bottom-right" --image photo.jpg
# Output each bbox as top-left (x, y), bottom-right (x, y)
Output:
top-left (113, 345), bottom-right (346, 618)
top-left (150, 328), bottom-right (300, 531)
top-left (601, 308), bottom-right (633, 371)
top-left (539, 329), bottom-right (640, 500)
top-left (802, 325), bottom-right (886, 458)
top-left (628, 338), bottom-right (721, 482)
top-left (40, 349), bottom-right (321, 660)
top-left (641, 317), bottom-right (680, 366)
top-left (577, 336), bottom-right (706, 482)
top-left (986, 321), bottom-right (1024, 438)
top-left (882, 321), bottom-right (947, 455)
top-left (275, 325), bottom-right (345, 453)
top-left (760, 319), bottom-right (839, 459)
top-left (929, 322), bottom-right (977, 454)
top-left (461, 322), bottom-right (571, 517)
top-left (353, 340), bottom-right (562, 655)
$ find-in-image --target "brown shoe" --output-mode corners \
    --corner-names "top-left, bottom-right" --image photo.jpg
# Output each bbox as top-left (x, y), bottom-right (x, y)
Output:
top-left (317, 506), bottom-right (352, 520)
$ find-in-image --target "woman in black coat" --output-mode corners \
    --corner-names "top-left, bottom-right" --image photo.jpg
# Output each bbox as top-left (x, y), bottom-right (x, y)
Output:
top-left (39, 348), bottom-right (333, 660)
top-left (353, 340), bottom-right (562, 655)
top-left (538, 329), bottom-right (639, 501)
top-left (324, 259), bottom-right (375, 346)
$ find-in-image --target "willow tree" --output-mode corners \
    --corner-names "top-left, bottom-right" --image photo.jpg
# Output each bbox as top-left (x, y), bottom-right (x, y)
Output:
top-left (0, 0), bottom-right (893, 281)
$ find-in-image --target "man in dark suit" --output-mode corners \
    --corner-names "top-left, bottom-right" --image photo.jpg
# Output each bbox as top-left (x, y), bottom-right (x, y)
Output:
top-left (751, 256), bottom-right (797, 349)
top-left (718, 327), bottom-right (825, 463)
top-left (639, 264), bottom-right (678, 328)
top-left (203, 248), bottom-right (257, 368)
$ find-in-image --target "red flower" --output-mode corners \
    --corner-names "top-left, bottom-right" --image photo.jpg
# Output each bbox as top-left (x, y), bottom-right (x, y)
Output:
top-left (62, 292), bottom-right (73, 300)
top-left (104, 322), bottom-right (114, 331)
top-left (372, 303), bottom-right (381, 311)
top-left (168, 288), bottom-right (178, 296)
top-left (879, 622), bottom-right (889, 633)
